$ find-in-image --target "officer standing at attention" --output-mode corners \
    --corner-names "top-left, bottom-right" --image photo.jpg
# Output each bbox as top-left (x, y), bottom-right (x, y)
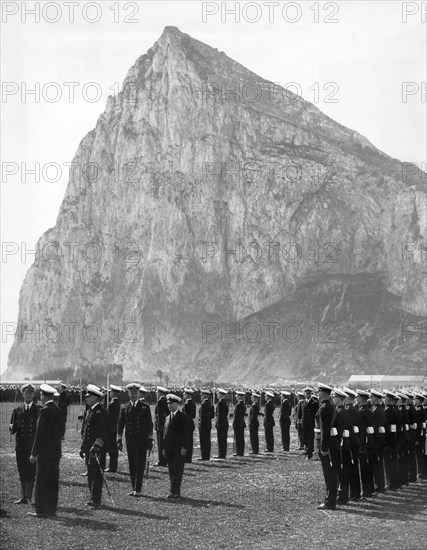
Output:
top-left (295, 391), bottom-right (305, 450)
top-left (370, 389), bottom-right (388, 494)
top-left (315, 383), bottom-right (338, 510)
top-left (80, 384), bottom-right (108, 509)
top-left (332, 388), bottom-right (352, 505)
top-left (383, 390), bottom-right (401, 491)
top-left (299, 387), bottom-right (318, 460)
top-left (343, 387), bottom-right (362, 500)
top-left (263, 391), bottom-right (276, 453)
top-left (163, 394), bottom-right (191, 499)
top-left (214, 388), bottom-right (229, 459)
top-left (57, 383), bottom-right (70, 431)
top-left (9, 383), bottom-right (41, 505)
top-left (28, 384), bottom-right (65, 518)
top-left (155, 386), bottom-right (169, 467)
top-left (248, 392), bottom-right (261, 455)
top-left (117, 383), bottom-right (154, 496)
top-left (182, 388), bottom-right (196, 463)
top-left (233, 391), bottom-right (247, 456)
top-left (105, 384), bottom-right (122, 473)
top-left (279, 391), bottom-right (292, 452)
top-left (198, 389), bottom-right (214, 460)
top-left (356, 389), bottom-right (376, 498)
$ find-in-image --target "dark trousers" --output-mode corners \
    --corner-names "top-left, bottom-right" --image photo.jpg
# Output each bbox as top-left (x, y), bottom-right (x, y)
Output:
top-left (249, 424), bottom-right (259, 453)
top-left (127, 446), bottom-right (147, 492)
top-left (359, 450), bottom-right (375, 496)
top-left (297, 426), bottom-right (305, 449)
top-left (280, 419), bottom-right (290, 451)
top-left (303, 428), bottom-right (314, 457)
top-left (415, 445), bottom-right (427, 478)
top-left (199, 427), bottom-right (211, 460)
top-left (156, 428), bottom-right (167, 466)
top-left (407, 440), bottom-right (417, 482)
top-left (319, 451), bottom-right (338, 505)
top-left (166, 452), bottom-right (185, 496)
top-left (337, 450), bottom-right (351, 503)
top-left (264, 425), bottom-right (274, 452)
top-left (108, 440), bottom-right (118, 472)
top-left (34, 458), bottom-right (60, 515)
top-left (373, 447), bottom-right (386, 493)
top-left (384, 447), bottom-right (400, 490)
top-left (234, 427), bottom-right (245, 456)
top-left (217, 426), bottom-right (228, 458)
top-left (398, 442), bottom-right (409, 486)
top-left (86, 452), bottom-right (105, 504)
top-left (16, 449), bottom-right (36, 482)
top-left (349, 449), bottom-right (361, 499)
top-left (185, 431), bottom-right (194, 463)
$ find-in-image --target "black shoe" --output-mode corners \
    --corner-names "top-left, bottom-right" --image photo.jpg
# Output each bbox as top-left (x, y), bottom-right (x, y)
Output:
top-left (85, 501), bottom-right (100, 509)
top-left (336, 499), bottom-right (348, 505)
top-left (167, 493), bottom-right (180, 499)
top-left (306, 455), bottom-right (313, 461)
top-left (15, 497), bottom-right (28, 505)
top-left (80, 472), bottom-right (88, 477)
top-left (317, 503), bottom-right (336, 510)
top-left (133, 492), bottom-right (143, 497)
top-left (27, 512), bottom-right (48, 518)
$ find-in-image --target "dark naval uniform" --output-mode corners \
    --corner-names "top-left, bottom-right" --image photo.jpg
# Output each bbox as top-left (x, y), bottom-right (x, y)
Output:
top-left (117, 400), bottom-right (153, 493)
top-left (406, 401), bottom-right (418, 482)
top-left (358, 402), bottom-right (376, 497)
top-left (371, 403), bottom-right (388, 493)
top-left (316, 398), bottom-right (338, 509)
top-left (183, 398), bottom-right (196, 463)
top-left (81, 403), bottom-right (108, 506)
top-left (332, 405), bottom-right (352, 504)
top-left (345, 402), bottom-right (362, 500)
top-left (397, 403), bottom-right (409, 486)
top-left (155, 395), bottom-right (169, 466)
top-left (264, 400), bottom-right (276, 452)
top-left (163, 409), bottom-right (191, 497)
top-left (233, 400), bottom-right (247, 456)
top-left (58, 389), bottom-right (70, 428)
top-left (299, 397), bottom-right (318, 458)
top-left (198, 397), bottom-right (214, 460)
top-left (279, 398), bottom-right (292, 451)
top-left (10, 401), bottom-right (42, 503)
top-left (215, 396), bottom-right (229, 458)
top-left (384, 404), bottom-right (400, 490)
top-left (106, 396), bottom-right (121, 472)
top-left (249, 401), bottom-right (261, 454)
top-left (31, 401), bottom-right (65, 516)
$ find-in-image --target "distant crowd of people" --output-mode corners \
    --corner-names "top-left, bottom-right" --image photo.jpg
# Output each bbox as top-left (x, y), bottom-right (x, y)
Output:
top-left (7, 381), bottom-right (427, 517)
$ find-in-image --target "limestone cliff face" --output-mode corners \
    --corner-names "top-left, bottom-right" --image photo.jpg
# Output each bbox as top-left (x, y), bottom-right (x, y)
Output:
top-left (7, 27), bottom-right (426, 383)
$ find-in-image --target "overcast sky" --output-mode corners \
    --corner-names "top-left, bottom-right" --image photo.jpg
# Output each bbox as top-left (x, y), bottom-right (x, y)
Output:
top-left (1, 1), bottom-right (425, 374)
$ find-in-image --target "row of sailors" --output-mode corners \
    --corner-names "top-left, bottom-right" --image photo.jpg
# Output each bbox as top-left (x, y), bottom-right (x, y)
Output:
top-left (9, 382), bottom-right (427, 512)
top-left (314, 384), bottom-right (427, 510)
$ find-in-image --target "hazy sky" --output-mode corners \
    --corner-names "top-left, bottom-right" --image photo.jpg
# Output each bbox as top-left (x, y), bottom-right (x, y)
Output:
top-left (1, 1), bottom-right (425, 374)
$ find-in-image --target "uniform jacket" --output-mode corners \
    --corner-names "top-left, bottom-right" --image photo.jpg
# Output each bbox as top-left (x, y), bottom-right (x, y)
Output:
top-left (371, 404), bottom-right (388, 449)
top-left (264, 400), bottom-right (276, 428)
top-left (316, 398), bottom-right (336, 453)
top-left (117, 400), bottom-right (153, 447)
top-left (183, 399), bottom-right (196, 432)
top-left (198, 399), bottom-right (215, 430)
top-left (331, 406), bottom-right (351, 452)
top-left (107, 398), bottom-right (121, 435)
top-left (81, 403), bottom-right (108, 454)
top-left (345, 403), bottom-right (362, 451)
top-left (215, 398), bottom-right (229, 428)
top-left (249, 402), bottom-right (260, 427)
top-left (155, 396), bottom-right (169, 432)
top-left (233, 400), bottom-right (247, 429)
top-left (299, 397), bottom-right (319, 430)
top-left (384, 405), bottom-right (399, 450)
top-left (279, 400), bottom-right (292, 425)
top-left (31, 401), bottom-right (64, 460)
top-left (163, 410), bottom-right (191, 454)
top-left (10, 402), bottom-right (42, 452)
top-left (58, 390), bottom-right (70, 417)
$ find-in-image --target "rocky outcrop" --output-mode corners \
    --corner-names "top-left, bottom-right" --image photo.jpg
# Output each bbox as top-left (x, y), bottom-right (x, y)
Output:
top-left (7, 27), bottom-right (426, 384)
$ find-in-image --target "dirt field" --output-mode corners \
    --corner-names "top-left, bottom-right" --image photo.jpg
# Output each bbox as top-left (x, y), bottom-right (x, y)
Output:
top-left (0, 403), bottom-right (426, 550)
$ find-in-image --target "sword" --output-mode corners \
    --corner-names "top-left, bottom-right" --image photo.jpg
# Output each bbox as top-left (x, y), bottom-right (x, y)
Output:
top-left (94, 453), bottom-right (115, 506)
top-left (144, 449), bottom-right (151, 490)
